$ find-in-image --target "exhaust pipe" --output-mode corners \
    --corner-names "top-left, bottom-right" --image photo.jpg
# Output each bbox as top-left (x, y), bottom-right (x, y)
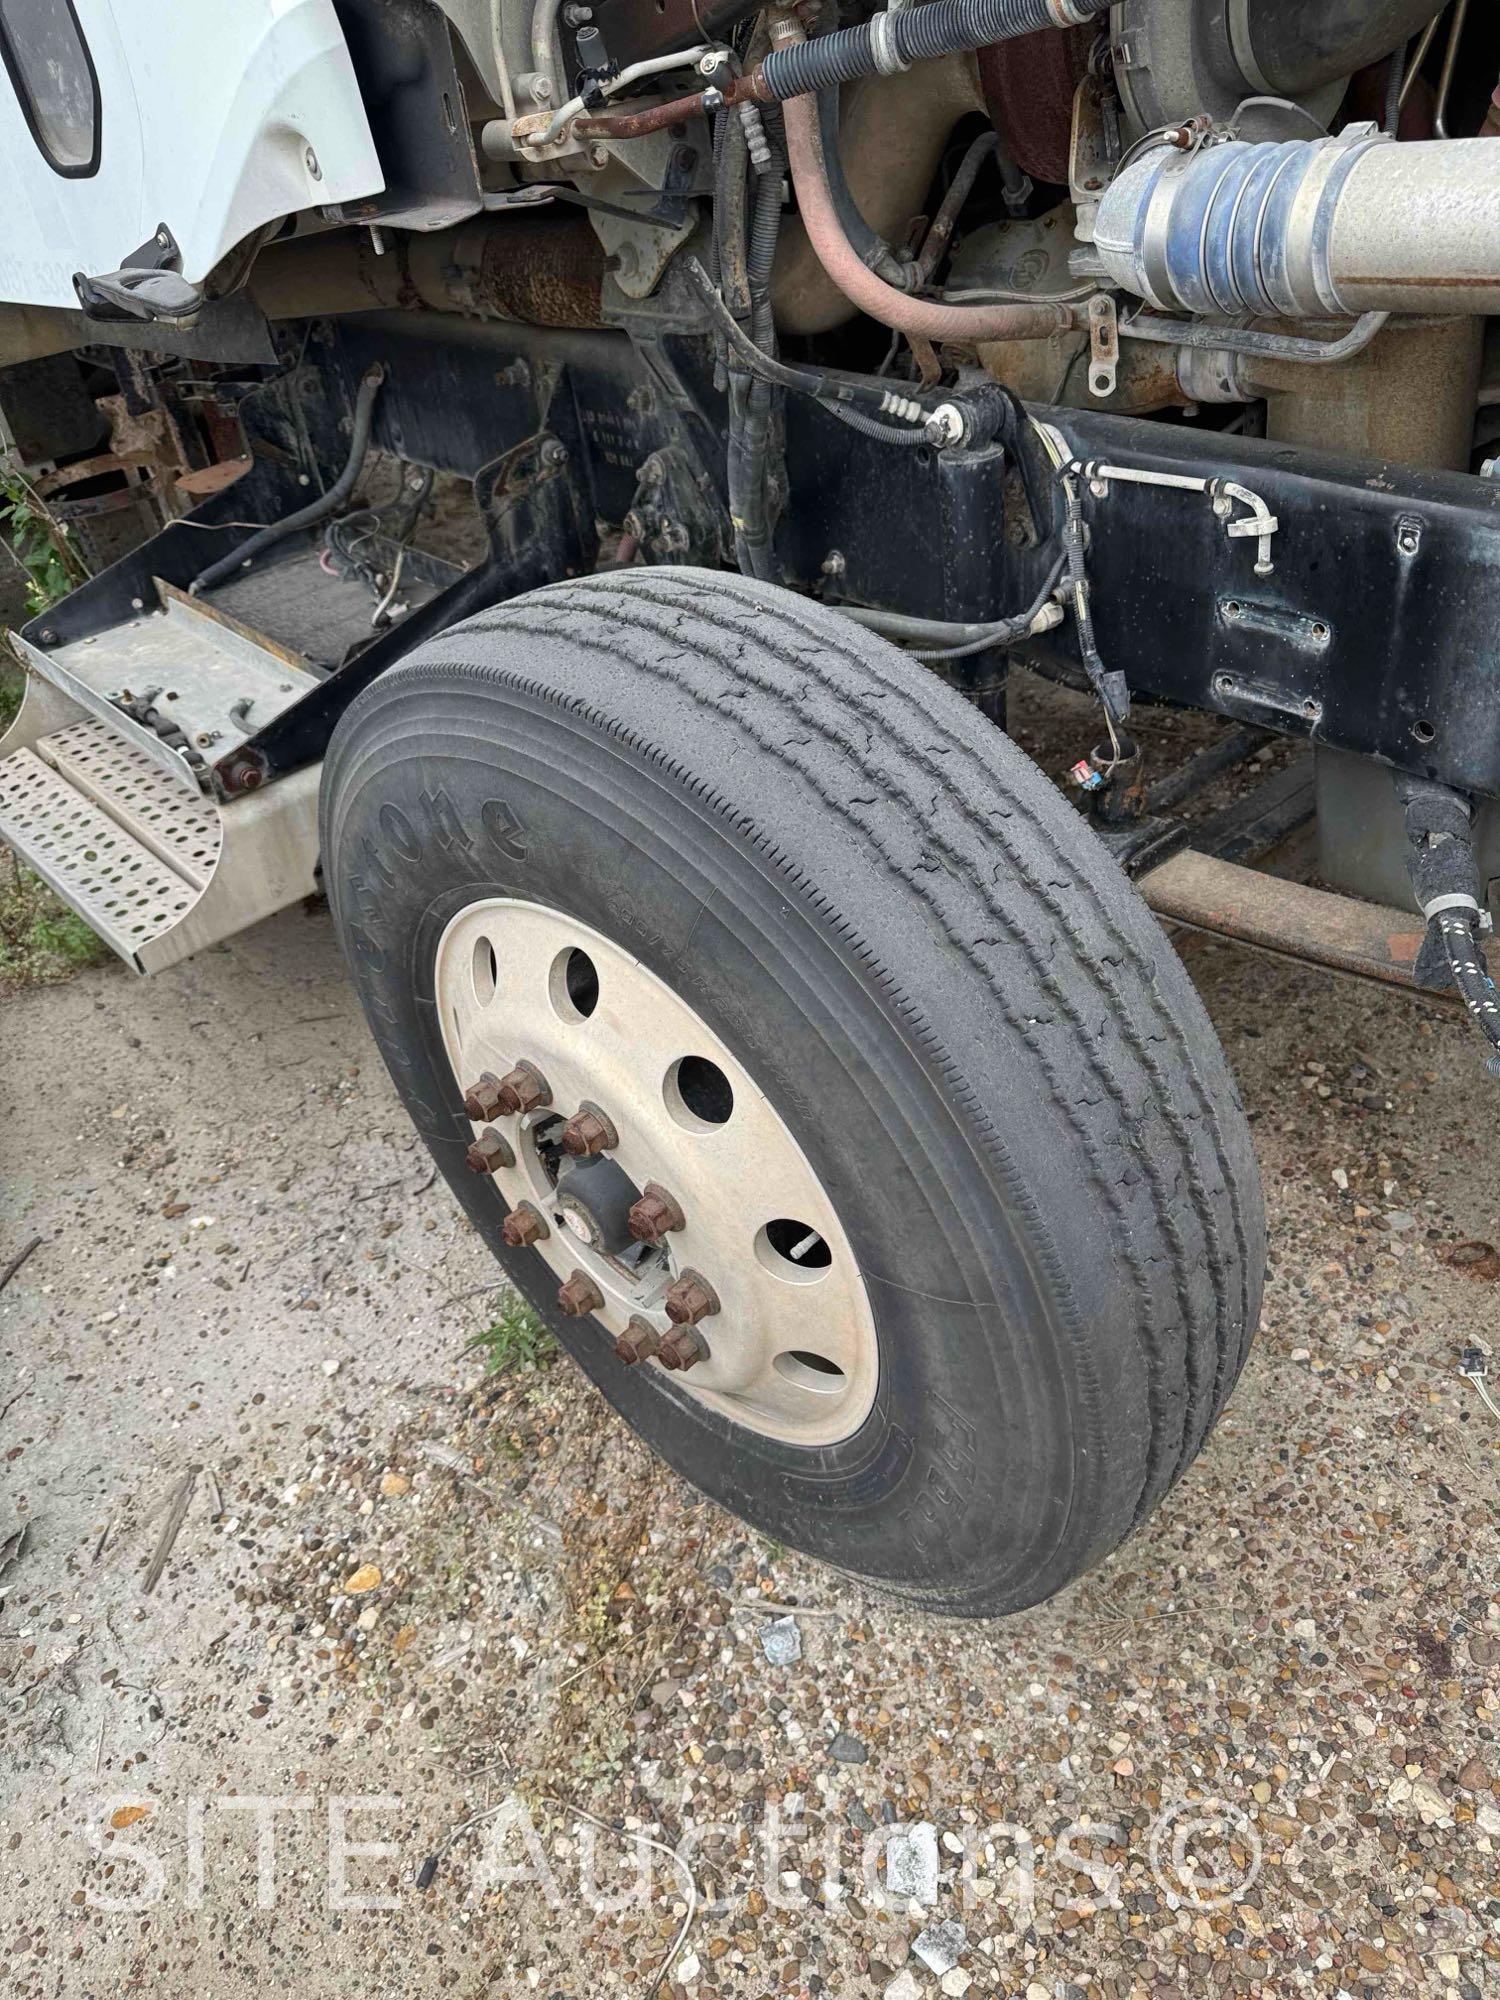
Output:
top-left (1094, 130), bottom-right (1500, 319)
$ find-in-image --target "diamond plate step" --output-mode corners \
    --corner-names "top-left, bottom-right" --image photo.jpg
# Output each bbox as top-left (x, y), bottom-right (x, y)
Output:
top-left (0, 749), bottom-right (202, 960)
top-left (38, 718), bottom-right (222, 889)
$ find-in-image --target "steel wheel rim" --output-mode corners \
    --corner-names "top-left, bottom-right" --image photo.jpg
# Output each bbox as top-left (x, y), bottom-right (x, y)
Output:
top-left (435, 897), bottom-right (879, 1447)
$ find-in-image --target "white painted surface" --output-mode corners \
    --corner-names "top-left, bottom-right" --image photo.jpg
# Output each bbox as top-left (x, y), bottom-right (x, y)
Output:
top-left (0, 0), bottom-right (384, 308)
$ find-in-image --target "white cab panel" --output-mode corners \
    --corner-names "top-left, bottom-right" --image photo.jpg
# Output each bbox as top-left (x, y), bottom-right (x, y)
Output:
top-left (0, 0), bottom-right (384, 308)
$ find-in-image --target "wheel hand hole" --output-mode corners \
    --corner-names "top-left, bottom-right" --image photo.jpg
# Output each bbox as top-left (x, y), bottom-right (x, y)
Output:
top-left (665, 1054), bottom-right (734, 1130)
top-left (549, 945), bottom-right (599, 1021)
top-left (755, 1218), bottom-right (832, 1283)
top-left (472, 936), bottom-right (498, 1005)
top-left (774, 1350), bottom-right (846, 1393)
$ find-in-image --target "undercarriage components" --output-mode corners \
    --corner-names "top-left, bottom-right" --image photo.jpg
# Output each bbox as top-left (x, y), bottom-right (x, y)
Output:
top-left (1096, 130), bottom-right (1500, 320)
top-left (190, 365), bottom-right (385, 595)
top-left (249, 210), bottom-right (607, 330)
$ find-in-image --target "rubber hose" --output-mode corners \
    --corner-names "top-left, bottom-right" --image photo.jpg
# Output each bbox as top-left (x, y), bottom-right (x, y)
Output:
top-left (759, 0), bottom-right (1107, 101)
top-left (192, 366), bottom-right (385, 594)
top-left (781, 91), bottom-right (1072, 341)
top-left (817, 88), bottom-right (910, 283)
top-left (821, 401), bottom-right (929, 442)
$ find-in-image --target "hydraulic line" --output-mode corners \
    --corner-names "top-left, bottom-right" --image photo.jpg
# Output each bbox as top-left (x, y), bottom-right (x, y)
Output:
top-left (191, 365), bottom-right (385, 595)
top-left (780, 85), bottom-right (1074, 342)
top-left (913, 131), bottom-right (998, 285)
top-left (1398, 777), bottom-right (1500, 1077)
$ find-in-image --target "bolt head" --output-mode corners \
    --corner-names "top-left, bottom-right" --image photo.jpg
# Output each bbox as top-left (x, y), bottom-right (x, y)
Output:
top-left (658, 1326), bottom-right (709, 1371)
top-left (501, 1204), bottom-right (548, 1247)
top-left (557, 1269), bottom-right (606, 1318)
top-left (560, 1105), bottom-right (618, 1158)
top-left (627, 1182), bottom-right (685, 1244)
top-left (663, 1270), bottom-right (720, 1326)
top-left (614, 1317), bottom-right (662, 1364)
top-left (465, 1127), bottom-right (515, 1175)
top-left (463, 1073), bottom-right (506, 1121)
top-left (304, 145), bottom-right (321, 179)
top-left (495, 1061), bottom-right (551, 1116)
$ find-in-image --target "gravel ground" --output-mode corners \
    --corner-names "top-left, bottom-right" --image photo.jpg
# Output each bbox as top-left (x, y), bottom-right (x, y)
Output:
top-left (2, 794), bottom-right (1498, 1998)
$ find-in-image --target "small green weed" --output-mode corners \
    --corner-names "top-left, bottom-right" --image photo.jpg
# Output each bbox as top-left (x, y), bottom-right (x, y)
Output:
top-left (1, 474), bottom-right (82, 615)
top-left (467, 1295), bottom-right (555, 1375)
top-left (0, 859), bottom-right (109, 992)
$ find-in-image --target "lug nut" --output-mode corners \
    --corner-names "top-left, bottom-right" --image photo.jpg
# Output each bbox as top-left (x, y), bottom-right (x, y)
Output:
top-left (559, 1103), bottom-right (618, 1158)
top-left (500, 1202), bottom-right (549, 1247)
top-left (495, 1060), bottom-right (552, 1116)
top-left (658, 1326), bottom-right (709, 1370)
top-left (663, 1270), bottom-right (720, 1326)
top-left (462, 1073), bottom-right (505, 1121)
top-left (628, 1182), bottom-right (686, 1245)
top-left (614, 1316), bottom-right (662, 1364)
top-left (465, 1127), bottom-right (515, 1175)
top-left (557, 1269), bottom-right (606, 1318)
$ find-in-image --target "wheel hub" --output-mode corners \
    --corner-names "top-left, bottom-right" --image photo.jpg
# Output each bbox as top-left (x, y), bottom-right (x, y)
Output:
top-left (436, 898), bottom-right (878, 1447)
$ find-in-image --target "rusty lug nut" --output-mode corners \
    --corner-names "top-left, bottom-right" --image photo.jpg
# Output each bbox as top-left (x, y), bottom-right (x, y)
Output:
top-left (495, 1060), bottom-right (552, 1116)
top-left (614, 1316), bottom-right (662, 1365)
top-left (658, 1326), bottom-right (710, 1371)
top-left (557, 1269), bottom-right (606, 1318)
top-left (627, 1181), bottom-right (686, 1245)
top-left (663, 1269), bottom-right (720, 1326)
top-left (559, 1103), bottom-right (619, 1159)
top-left (465, 1127), bottom-right (516, 1175)
top-left (462, 1072), bottom-right (505, 1121)
top-left (500, 1202), bottom-right (549, 1247)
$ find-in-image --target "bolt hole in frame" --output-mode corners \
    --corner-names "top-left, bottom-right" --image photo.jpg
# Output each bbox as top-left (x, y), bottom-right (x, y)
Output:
top-left (437, 899), bottom-right (880, 1445)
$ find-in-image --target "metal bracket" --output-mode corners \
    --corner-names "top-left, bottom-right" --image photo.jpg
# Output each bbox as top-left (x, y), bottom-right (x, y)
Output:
top-left (1087, 294), bottom-right (1119, 398)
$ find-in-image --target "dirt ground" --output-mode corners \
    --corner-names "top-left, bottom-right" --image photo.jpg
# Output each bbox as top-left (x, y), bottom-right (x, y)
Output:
top-left (2, 747), bottom-right (1498, 1998)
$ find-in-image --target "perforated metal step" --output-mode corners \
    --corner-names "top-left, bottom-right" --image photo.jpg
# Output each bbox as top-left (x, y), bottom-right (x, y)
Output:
top-left (0, 748), bottom-right (203, 960)
top-left (38, 718), bottom-right (222, 888)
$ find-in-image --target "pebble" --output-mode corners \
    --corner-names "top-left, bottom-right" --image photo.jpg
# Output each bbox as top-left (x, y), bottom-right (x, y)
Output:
top-left (912, 1920), bottom-right (966, 1976)
top-left (758, 1615), bottom-right (802, 1666)
top-left (884, 1822), bottom-right (939, 1904)
top-left (827, 1729), bottom-right (867, 1763)
top-left (883, 1975), bottom-right (920, 2000)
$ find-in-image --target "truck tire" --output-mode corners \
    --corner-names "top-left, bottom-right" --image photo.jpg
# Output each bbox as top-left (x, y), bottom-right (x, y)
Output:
top-left (320, 568), bottom-right (1265, 1616)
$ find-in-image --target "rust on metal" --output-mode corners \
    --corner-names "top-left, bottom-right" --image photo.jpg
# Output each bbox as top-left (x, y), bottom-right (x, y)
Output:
top-left (501, 1202), bottom-right (550, 1247)
top-left (1137, 850), bottom-right (1442, 997)
top-left (451, 211), bottom-right (607, 330)
top-left (575, 92), bottom-right (704, 141)
top-left (658, 1325), bottom-right (710, 1371)
top-left (663, 1270), bottom-right (720, 1326)
top-left (155, 578), bottom-right (311, 675)
top-left (495, 1060), bottom-right (552, 1116)
top-left (557, 1269), bottom-right (606, 1317)
top-left (614, 1317), bottom-right (663, 1363)
top-left (465, 1127), bottom-right (515, 1175)
top-left (627, 1182), bottom-right (686, 1245)
top-left (560, 1103), bottom-right (618, 1159)
top-left (463, 1072), bottom-right (505, 1121)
